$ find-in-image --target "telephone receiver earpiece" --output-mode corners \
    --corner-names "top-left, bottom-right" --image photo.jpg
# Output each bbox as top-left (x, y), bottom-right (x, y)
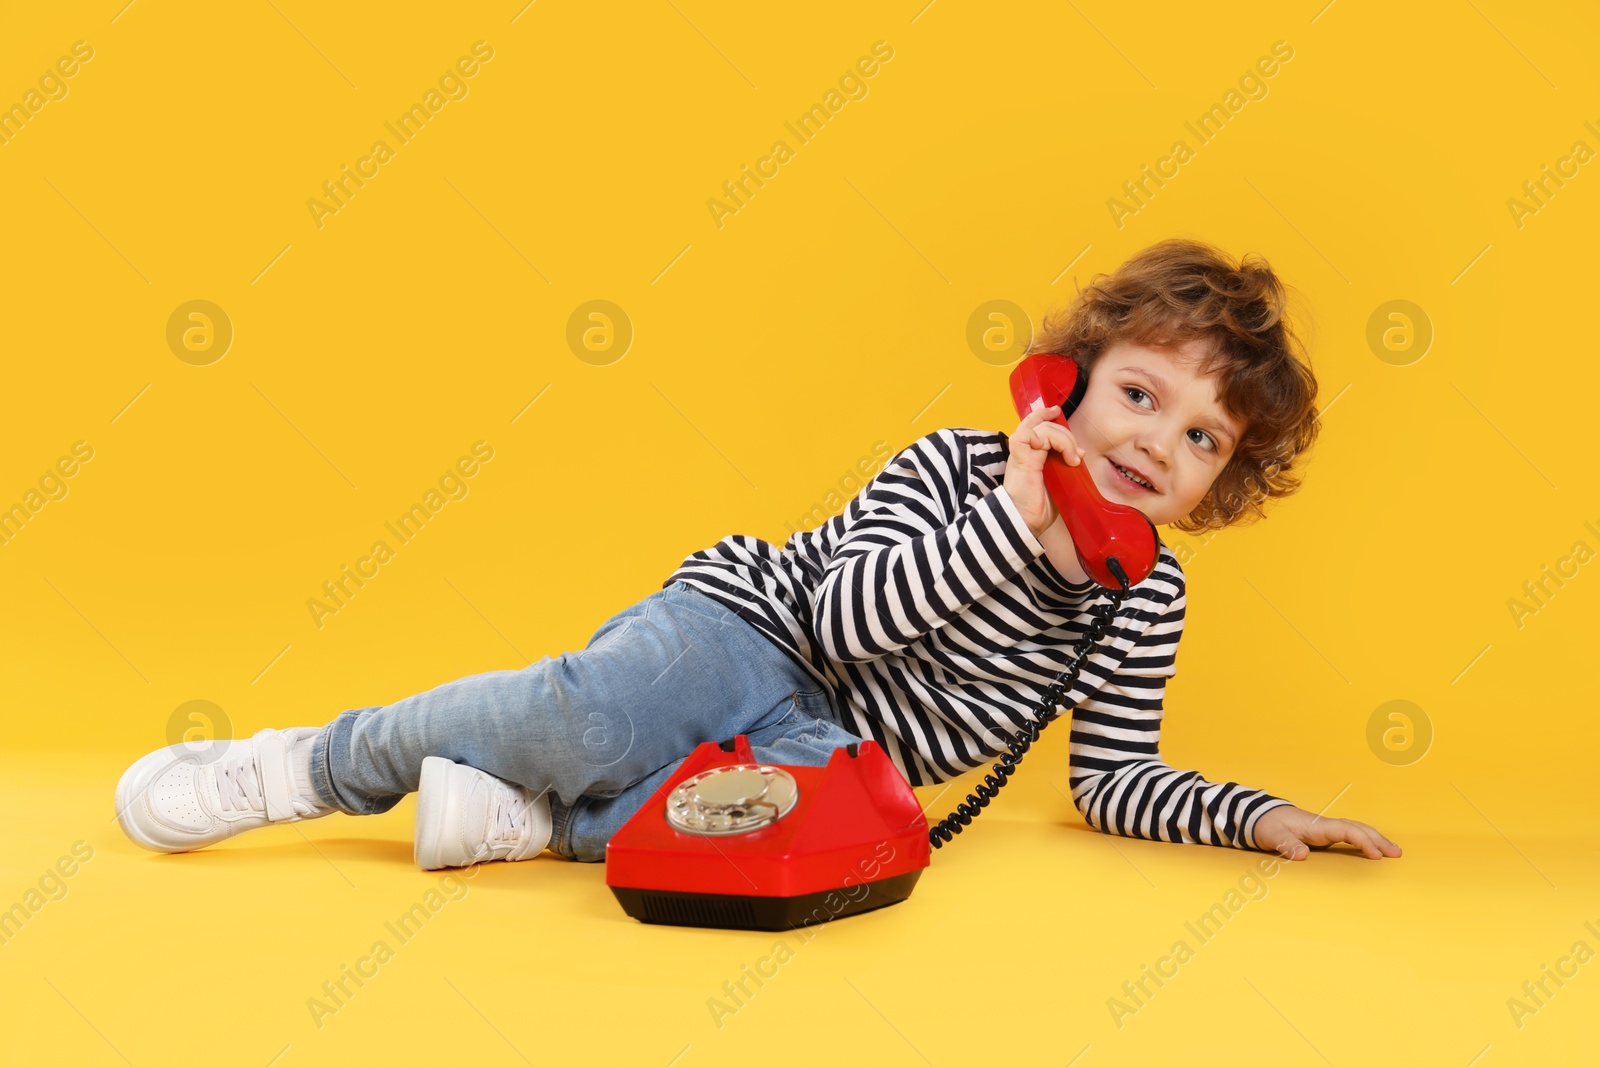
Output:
top-left (1008, 353), bottom-right (1160, 589)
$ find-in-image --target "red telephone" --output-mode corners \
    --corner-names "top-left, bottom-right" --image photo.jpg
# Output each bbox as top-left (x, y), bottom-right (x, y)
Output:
top-left (1008, 352), bottom-right (1160, 589)
top-left (604, 353), bottom-right (1151, 931)
top-left (606, 735), bottom-right (929, 931)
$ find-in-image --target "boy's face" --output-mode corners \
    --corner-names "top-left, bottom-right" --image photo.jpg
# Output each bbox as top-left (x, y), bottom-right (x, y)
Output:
top-left (1065, 338), bottom-right (1243, 527)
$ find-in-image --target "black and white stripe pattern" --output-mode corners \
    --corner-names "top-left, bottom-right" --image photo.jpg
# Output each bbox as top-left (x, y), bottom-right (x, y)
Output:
top-left (662, 427), bottom-right (1293, 850)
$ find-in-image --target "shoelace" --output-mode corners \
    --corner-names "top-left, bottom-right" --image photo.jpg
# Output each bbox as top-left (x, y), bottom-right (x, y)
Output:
top-left (488, 786), bottom-right (533, 845)
top-left (216, 755), bottom-right (264, 814)
top-left (467, 784), bottom-right (534, 862)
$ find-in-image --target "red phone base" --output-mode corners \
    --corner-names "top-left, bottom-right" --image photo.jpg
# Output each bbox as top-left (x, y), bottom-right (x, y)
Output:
top-left (605, 735), bottom-right (930, 931)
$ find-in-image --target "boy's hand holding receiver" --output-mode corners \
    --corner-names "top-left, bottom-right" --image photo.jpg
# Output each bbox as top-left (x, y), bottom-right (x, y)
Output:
top-left (1003, 403), bottom-right (1084, 538)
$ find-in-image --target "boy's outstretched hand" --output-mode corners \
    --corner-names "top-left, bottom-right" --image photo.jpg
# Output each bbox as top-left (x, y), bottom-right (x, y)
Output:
top-left (1252, 805), bottom-right (1402, 861)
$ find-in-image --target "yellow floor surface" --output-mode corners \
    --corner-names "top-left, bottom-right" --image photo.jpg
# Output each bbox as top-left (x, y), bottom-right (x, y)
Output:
top-left (3, 749), bottom-right (1595, 1065)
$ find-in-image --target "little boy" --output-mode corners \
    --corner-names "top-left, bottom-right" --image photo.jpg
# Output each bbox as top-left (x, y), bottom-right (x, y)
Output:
top-left (115, 238), bottom-right (1400, 868)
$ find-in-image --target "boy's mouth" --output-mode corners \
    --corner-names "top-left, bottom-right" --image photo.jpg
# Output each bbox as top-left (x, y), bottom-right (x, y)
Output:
top-left (1108, 459), bottom-right (1157, 493)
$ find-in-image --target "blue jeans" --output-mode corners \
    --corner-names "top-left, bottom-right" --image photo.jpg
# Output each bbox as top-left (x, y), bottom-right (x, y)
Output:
top-left (306, 581), bottom-right (864, 862)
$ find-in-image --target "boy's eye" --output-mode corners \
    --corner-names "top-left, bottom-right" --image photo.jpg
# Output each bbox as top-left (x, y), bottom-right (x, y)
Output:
top-left (1124, 387), bottom-right (1218, 452)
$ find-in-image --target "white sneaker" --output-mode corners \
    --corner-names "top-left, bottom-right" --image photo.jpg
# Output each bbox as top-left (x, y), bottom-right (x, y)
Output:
top-left (115, 726), bottom-right (333, 853)
top-left (414, 756), bottom-right (552, 870)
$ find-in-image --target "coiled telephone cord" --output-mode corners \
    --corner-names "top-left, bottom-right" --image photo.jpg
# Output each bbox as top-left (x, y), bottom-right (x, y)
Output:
top-left (928, 558), bottom-right (1134, 849)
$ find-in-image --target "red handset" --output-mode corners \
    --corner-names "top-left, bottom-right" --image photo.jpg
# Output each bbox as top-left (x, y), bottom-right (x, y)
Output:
top-left (1009, 353), bottom-right (1160, 589)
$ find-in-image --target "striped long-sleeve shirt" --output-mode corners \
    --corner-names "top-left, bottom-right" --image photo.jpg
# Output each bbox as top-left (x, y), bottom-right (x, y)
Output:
top-left (661, 426), bottom-right (1294, 851)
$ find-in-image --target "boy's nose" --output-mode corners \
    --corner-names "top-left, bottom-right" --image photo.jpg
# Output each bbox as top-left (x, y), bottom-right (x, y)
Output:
top-left (1136, 436), bottom-right (1171, 465)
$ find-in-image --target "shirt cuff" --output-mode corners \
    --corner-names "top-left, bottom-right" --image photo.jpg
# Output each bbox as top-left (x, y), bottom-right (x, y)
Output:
top-left (1243, 797), bottom-right (1297, 852)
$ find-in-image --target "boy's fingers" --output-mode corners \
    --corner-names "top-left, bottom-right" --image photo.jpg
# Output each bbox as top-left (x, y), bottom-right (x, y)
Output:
top-left (1022, 404), bottom-right (1061, 427)
top-left (1351, 819), bottom-right (1402, 854)
top-left (1013, 407), bottom-right (1060, 449)
top-left (1341, 827), bottom-right (1378, 858)
top-left (1341, 820), bottom-right (1400, 858)
top-left (1025, 405), bottom-right (1069, 433)
top-left (1273, 817), bottom-right (1400, 861)
top-left (1312, 821), bottom-right (1358, 853)
top-left (1363, 828), bottom-right (1402, 858)
top-left (1034, 421), bottom-right (1083, 454)
top-left (1035, 428), bottom-right (1082, 464)
top-left (1018, 408), bottom-right (1080, 449)
top-left (1326, 823), bottom-right (1389, 859)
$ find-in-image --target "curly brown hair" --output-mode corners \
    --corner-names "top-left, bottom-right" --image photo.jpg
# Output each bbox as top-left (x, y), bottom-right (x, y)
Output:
top-left (1026, 238), bottom-right (1321, 533)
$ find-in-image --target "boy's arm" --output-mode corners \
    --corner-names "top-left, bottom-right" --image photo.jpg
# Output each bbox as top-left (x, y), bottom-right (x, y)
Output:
top-left (814, 429), bottom-right (1046, 663)
top-left (1066, 568), bottom-right (1294, 851)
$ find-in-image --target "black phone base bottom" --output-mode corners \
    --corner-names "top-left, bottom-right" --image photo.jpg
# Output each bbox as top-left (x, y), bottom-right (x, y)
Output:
top-left (609, 870), bottom-right (923, 931)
